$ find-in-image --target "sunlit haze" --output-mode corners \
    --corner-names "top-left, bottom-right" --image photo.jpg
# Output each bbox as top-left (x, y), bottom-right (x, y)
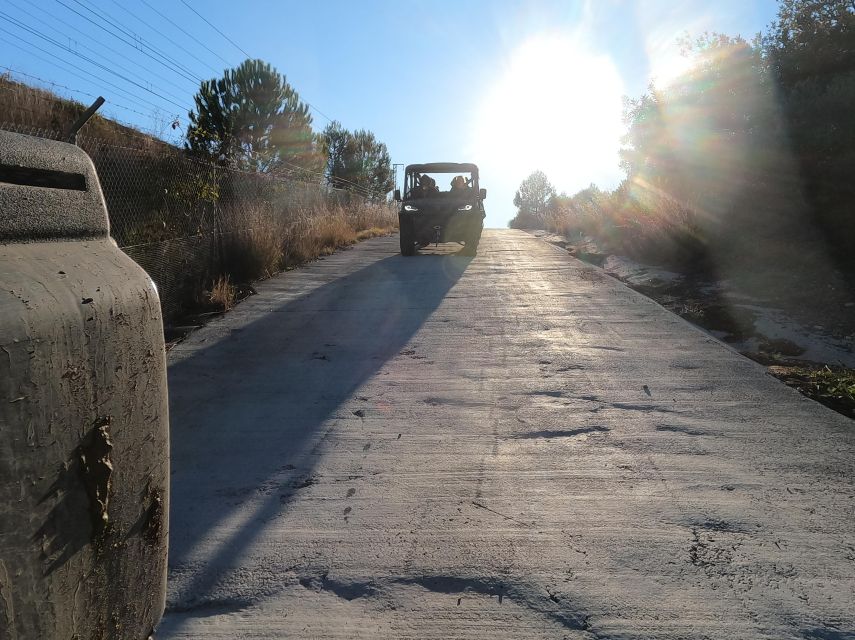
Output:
top-left (470, 33), bottom-right (625, 220)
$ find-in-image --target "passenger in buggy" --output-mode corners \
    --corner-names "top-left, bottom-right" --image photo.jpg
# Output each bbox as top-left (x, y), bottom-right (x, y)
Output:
top-left (450, 175), bottom-right (469, 193)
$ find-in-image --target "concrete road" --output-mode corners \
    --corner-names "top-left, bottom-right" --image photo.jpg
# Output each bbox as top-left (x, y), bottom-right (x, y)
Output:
top-left (159, 230), bottom-right (854, 639)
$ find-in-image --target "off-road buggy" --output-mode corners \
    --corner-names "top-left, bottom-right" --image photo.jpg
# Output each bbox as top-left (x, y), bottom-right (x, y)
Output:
top-left (394, 162), bottom-right (486, 256)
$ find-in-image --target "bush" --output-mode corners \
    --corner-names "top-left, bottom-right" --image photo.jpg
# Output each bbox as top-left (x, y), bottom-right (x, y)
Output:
top-left (219, 201), bottom-right (396, 279)
top-left (220, 208), bottom-right (285, 282)
top-left (539, 3), bottom-right (855, 284)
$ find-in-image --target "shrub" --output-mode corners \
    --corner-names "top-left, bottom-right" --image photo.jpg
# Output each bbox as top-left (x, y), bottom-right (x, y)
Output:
top-left (209, 275), bottom-right (236, 311)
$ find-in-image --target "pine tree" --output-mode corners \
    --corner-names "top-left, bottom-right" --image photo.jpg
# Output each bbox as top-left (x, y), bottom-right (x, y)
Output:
top-left (320, 122), bottom-right (394, 200)
top-left (510, 171), bottom-right (555, 228)
top-left (185, 59), bottom-right (318, 173)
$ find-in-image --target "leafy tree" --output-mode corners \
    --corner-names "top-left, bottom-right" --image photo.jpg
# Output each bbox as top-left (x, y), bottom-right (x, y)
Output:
top-left (509, 171), bottom-right (555, 228)
top-left (765, 0), bottom-right (855, 91)
top-left (621, 34), bottom-right (778, 200)
top-left (320, 121), bottom-right (394, 200)
top-left (321, 121), bottom-right (349, 185)
top-left (185, 58), bottom-right (319, 173)
top-left (537, 0), bottom-right (855, 274)
top-left (764, 0), bottom-right (855, 267)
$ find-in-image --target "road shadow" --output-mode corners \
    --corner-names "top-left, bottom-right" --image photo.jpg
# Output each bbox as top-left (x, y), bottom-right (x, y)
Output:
top-left (164, 250), bottom-right (470, 617)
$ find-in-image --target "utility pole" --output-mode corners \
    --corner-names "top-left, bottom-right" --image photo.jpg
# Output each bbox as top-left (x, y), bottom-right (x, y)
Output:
top-left (392, 163), bottom-right (404, 193)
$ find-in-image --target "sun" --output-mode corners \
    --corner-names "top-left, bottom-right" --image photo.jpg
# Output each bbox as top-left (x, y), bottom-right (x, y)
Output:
top-left (470, 34), bottom-right (625, 211)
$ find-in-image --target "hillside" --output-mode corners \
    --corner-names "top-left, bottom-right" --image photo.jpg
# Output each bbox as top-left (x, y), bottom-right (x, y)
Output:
top-left (0, 72), bottom-right (175, 151)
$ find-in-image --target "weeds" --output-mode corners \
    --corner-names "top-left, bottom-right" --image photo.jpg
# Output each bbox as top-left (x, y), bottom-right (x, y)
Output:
top-left (538, 183), bottom-right (712, 273)
top-left (220, 207), bottom-right (284, 282)
top-left (209, 275), bottom-right (236, 311)
top-left (219, 201), bottom-right (395, 283)
top-left (768, 365), bottom-right (855, 419)
top-left (278, 203), bottom-right (396, 269)
top-left (356, 227), bottom-right (393, 241)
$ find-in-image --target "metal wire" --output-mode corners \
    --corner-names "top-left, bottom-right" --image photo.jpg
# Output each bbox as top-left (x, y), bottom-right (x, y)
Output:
top-left (1, 122), bottom-right (372, 322)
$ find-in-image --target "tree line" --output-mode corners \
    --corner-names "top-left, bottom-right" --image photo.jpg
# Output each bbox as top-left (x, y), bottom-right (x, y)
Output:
top-left (185, 58), bottom-right (394, 200)
top-left (511, 0), bottom-right (855, 276)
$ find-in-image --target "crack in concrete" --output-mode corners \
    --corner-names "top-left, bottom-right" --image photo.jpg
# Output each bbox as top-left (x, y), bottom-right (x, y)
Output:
top-left (656, 424), bottom-right (708, 436)
top-left (510, 426), bottom-right (610, 440)
top-left (297, 572), bottom-right (594, 633)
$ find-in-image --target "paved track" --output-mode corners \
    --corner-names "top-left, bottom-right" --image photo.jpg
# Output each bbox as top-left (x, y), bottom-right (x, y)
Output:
top-left (159, 230), bottom-right (854, 639)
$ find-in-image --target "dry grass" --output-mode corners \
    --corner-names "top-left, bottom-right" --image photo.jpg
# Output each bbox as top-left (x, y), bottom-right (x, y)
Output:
top-left (209, 275), bottom-right (237, 311)
top-left (0, 74), bottom-right (175, 150)
top-left (282, 204), bottom-right (396, 266)
top-left (2, 73), bottom-right (400, 321)
top-left (220, 208), bottom-right (285, 282)
top-left (543, 184), bottom-right (710, 271)
top-left (356, 227), bottom-right (393, 240)
top-left (220, 201), bottom-right (396, 281)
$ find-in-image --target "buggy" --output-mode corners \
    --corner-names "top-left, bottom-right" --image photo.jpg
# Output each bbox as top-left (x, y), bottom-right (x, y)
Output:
top-left (394, 162), bottom-right (486, 256)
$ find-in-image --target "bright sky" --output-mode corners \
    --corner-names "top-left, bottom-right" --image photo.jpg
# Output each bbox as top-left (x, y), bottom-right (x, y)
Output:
top-left (0, 0), bottom-right (778, 227)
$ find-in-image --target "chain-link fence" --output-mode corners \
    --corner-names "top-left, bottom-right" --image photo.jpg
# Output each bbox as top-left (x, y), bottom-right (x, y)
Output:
top-left (2, 122), bottom-right (393, 323)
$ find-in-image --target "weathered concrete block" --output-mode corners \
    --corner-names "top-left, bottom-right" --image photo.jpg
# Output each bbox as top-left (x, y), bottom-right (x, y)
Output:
top-left (0, 130), bottom-right (168, 639)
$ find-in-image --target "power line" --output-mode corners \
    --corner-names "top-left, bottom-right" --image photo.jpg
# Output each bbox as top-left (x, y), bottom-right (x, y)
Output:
top-left (7, 0), bottom-right (194, 101)
top-left (1, 66), bottom-right (97, 99)
top-left (276, 158), bottom-right (382, 199)
top-left (50, 0), bottom-right (199, 85)
top-left (69, 0), bottom-right (203, 83)
top-left (4, 0), bottom-right (392, 188)
top-left (0, 11), bottom-right (188, 110)
top-left (5, 0), bottom-right (192, 105)
top-left (59, 0), bottom-right (338, 130)
top-left (0, 31), bottom-right (148, 109)
top-left (175, 0), bottom-right (333, 125)
top-left (0, 25), bottom-right (179, 114)
top-left (179, 0), bottom-right (251, 59)
top-left (304, 100), bottom-right (334, 125)
top-left (106, 0), bottom-right (221, 76)
top-left (272, 156), bottom-right (376, 198)
top-left (139, 0), bottom-right (233, 69)
top-left (0, 65), bottom-right (158, 120)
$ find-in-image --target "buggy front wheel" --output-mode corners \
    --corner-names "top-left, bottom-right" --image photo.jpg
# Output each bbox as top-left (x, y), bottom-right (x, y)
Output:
top-left (399, 217), bottom-right (416, 256)
top-left (460, 227), bottom-right (482, 256)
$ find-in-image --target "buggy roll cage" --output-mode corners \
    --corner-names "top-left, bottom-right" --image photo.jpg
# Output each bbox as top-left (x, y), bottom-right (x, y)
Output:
top-left (404, 162), bottom-right (480, 199)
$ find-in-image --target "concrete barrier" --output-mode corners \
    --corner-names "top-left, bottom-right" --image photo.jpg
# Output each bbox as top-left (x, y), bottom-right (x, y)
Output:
top-left (0, 131), bottom-right (169, 639)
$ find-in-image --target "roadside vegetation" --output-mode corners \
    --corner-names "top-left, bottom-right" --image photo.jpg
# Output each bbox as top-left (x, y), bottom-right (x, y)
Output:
top-left (1, 59), bottom-right (397, 327)
top-left (0, 73), bottom-right (175, 150)
top-left (767, 364), bottom-right (855, 419)
top-left (217, 202), bottom-right (396, 298)
top-left (512, 0), bottom-right (854, 279)
top-left (510, 0), bottom-right (855, 419)
top-left (184, 58), bottom-right (397, 305)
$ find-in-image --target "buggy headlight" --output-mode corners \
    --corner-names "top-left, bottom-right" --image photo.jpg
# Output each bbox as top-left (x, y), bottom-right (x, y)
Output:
top-left (404, 204), bottom-right (419, 212)
top-left (457, 204), bottom-right (473, 211)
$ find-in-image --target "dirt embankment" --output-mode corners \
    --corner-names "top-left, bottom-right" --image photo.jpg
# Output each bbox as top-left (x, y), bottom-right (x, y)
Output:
top-left (533, 231), bottom-right (855, 419)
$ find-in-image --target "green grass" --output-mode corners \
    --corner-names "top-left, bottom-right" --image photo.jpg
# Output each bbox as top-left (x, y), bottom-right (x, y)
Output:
top-left (768, 364), bottom-right (855, 419)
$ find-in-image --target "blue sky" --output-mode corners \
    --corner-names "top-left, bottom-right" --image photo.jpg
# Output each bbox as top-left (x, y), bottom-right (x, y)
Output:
top-left (1, 0), bottom-right (778, 226)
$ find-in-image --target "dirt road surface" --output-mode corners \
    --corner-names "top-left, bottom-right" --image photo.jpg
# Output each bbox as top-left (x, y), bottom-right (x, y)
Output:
top-left (159, 230), bottom-right (854, 639)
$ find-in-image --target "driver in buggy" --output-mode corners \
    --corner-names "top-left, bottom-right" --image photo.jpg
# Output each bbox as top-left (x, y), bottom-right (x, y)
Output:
top-left (415, 174), bottom-right (439, 198)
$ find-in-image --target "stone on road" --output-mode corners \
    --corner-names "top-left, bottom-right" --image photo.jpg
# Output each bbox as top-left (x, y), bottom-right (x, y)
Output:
top-left (159, 230), bottom-right (854, 639)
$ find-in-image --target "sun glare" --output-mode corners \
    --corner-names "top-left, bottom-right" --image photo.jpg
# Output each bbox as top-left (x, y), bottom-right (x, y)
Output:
top-left (471, 34), bottom-right (625, 208)
top-left (646, 36), bottom-right (695, 88)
